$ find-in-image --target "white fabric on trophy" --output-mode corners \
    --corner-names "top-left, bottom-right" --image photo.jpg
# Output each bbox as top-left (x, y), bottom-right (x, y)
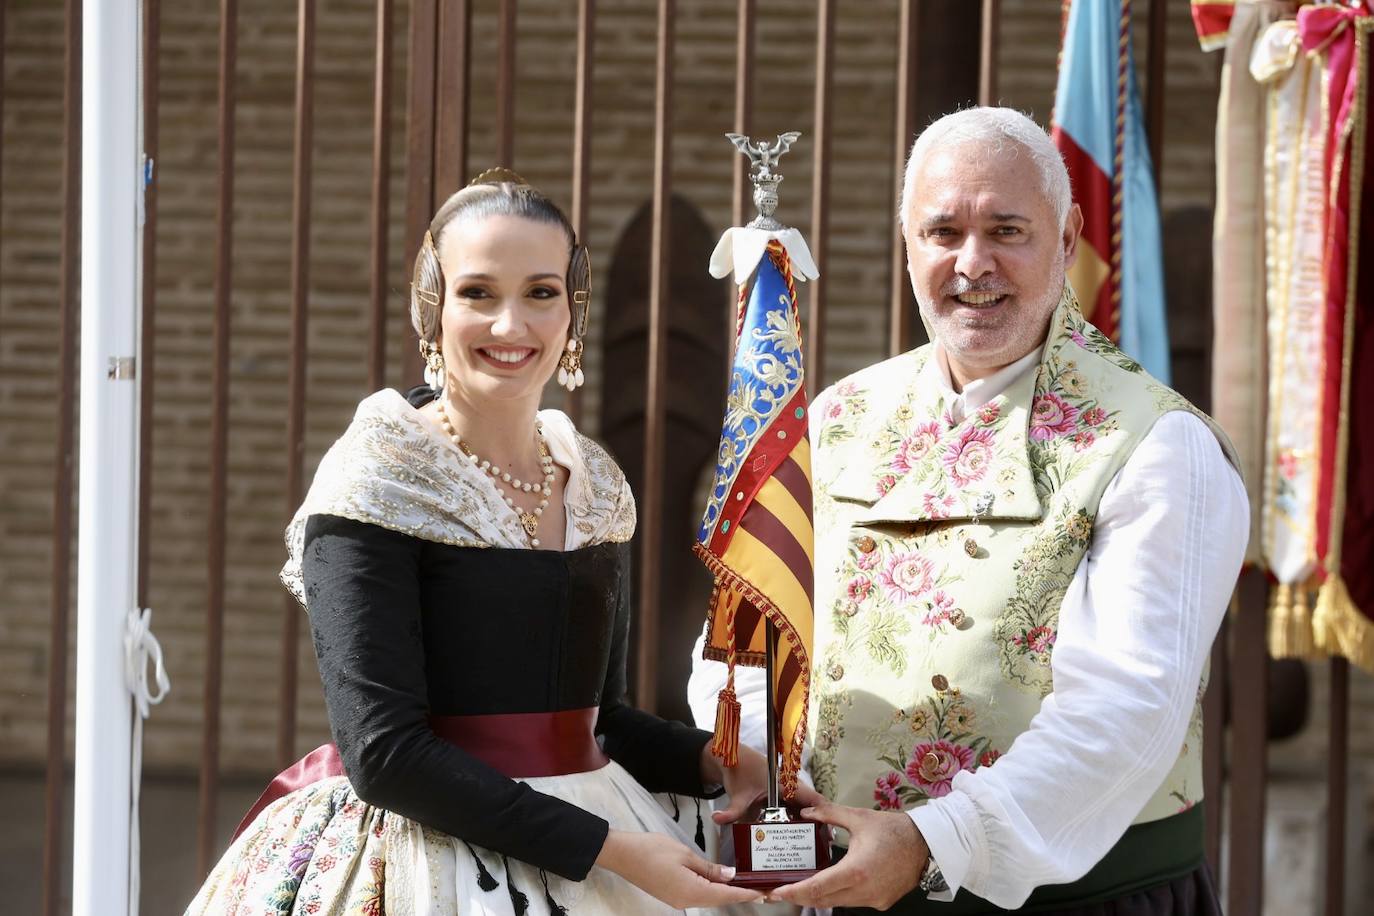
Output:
top-left (708, 226), bottom-right (820, 284)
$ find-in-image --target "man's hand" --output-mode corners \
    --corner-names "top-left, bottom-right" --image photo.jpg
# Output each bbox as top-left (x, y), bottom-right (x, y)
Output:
top-left (768, 801), bottom-right (929, 910)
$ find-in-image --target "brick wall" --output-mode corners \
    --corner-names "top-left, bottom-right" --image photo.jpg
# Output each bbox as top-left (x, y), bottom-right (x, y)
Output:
top-left (1, 0), bottom-right (76, 764)
top-left (2, 0), bottom-right (1371, 821)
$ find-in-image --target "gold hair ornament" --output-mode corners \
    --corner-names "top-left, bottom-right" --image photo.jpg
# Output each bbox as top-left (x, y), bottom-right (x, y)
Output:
top-left (412, 230), bottom-right (442, 309)
top-left (467, 166), bottom-right (530, 188)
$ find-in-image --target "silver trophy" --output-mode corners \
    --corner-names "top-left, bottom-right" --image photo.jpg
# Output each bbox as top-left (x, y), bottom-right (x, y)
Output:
top-left (717, 130), bottom-right (832, 892)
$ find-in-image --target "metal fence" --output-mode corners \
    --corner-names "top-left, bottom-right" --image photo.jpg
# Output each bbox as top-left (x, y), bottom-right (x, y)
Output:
top-left (19, 0), bottom-right (1355, 913)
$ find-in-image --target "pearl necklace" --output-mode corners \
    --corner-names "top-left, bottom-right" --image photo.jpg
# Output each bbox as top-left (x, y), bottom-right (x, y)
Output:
top-left (439, 404), bottom-right (555, 548)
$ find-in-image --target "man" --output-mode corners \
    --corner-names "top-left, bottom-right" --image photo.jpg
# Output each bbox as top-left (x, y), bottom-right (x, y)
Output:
top-left (688, 107), bottom-right (1246, 914)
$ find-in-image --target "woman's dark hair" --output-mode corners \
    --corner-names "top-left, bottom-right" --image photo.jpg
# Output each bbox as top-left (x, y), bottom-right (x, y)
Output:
top-left (409, 173), bottom-right (585, 344)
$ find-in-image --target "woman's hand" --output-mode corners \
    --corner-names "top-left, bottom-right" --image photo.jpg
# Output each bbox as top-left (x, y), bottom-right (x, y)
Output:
top-left (595, 829), bottom-right (764, 908)
top-left (703, 743), bottom-right (828, 825)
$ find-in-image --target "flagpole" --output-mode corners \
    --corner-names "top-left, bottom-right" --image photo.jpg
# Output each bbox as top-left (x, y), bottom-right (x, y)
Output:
top-left (764, 617), bottom-right (779, 811)
top-left (74, 0), bottom-right (140, 911)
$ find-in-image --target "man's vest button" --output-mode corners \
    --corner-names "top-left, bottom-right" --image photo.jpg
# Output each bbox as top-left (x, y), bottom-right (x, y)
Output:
top-left (827, 662), bottom-right (845, 681)
top-left (856, 535), bottom-right (877, 553)
top-left (931, 674), bottom-right (949, 692)
top-left (963, 537), bottom-right (979, 557)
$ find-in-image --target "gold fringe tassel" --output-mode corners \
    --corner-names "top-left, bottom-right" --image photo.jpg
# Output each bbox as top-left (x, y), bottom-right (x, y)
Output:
top-left (709, 591), bottom-right (742, 768)
top-left (1289, 583), bottom-right (1316, 658)
top-left (1312, 573), bottom-right (1374, 673)
top-left (1268, 581), bottom-right (1316, 659)
top-left (1267, 582), bottom-right (1293, 656)
top-left (709, 682), bottom-right (741, 767)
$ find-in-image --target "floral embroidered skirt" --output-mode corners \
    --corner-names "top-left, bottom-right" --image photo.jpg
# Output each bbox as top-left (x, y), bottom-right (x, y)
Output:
top-left (185, 759), bottom-right (724, 915)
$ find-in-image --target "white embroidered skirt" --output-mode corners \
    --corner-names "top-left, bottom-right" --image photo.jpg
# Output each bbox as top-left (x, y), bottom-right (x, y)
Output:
top-left (185, 759), bottom-right (731, 916)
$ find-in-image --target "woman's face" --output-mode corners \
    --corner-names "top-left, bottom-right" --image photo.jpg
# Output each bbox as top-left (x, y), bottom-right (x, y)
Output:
top-left (435, 214), bottom-right (572, 409)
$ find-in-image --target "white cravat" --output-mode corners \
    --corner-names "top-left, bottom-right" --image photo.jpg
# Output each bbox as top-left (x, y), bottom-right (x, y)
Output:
top-left (687, 356), bottom-right (1248, 911)
top-left (931, 343), bottom-right (1044, 425)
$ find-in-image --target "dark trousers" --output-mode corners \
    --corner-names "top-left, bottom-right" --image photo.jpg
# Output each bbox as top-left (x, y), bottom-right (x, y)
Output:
top-left (835, 863), bottom-right (1221, 916)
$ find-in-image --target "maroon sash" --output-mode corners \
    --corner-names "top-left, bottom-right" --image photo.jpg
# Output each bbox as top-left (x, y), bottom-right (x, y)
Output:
top-left (232, 707), bottom-right (607, 840)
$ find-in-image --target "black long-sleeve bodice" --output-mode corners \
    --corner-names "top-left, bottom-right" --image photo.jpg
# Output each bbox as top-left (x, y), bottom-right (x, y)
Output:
top-left (302, 513), bottom-right (715, 882)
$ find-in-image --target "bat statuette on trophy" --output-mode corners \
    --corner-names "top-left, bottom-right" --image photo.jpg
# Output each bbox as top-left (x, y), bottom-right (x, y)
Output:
top-left (726, 131), bottom-right (802, 231)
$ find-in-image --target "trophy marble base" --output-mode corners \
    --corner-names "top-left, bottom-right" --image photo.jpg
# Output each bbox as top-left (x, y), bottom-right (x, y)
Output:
top-left (728, 799), bottom-right (832, 892)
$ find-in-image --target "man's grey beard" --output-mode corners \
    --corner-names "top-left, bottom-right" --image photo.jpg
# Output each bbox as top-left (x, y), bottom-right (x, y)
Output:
top-left (914, 258), bottom-right (1067, 352)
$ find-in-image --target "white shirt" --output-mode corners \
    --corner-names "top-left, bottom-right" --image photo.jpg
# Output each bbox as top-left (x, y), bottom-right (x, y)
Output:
top-left (934, 344), bottom-right (1044, 425)
top-left (687, 345), bottom-right (1248, 910)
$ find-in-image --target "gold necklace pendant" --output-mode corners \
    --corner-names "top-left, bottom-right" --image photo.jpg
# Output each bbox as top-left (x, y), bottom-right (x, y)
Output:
top-left (437, 402), bottom-right (553, 547)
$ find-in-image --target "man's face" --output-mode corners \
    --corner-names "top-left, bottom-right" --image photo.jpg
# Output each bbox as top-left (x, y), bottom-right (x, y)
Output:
top-left (903, 143), bottom-right (1082, 380)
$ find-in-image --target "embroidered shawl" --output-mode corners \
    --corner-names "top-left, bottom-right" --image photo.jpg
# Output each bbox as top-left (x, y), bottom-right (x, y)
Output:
top-left (280, 389), bottom-right (636, 607)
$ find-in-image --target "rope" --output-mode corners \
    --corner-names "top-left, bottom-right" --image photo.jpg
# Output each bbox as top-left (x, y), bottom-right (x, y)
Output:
top-left (502, 856), bottom-right (529, 914)
top-left (724, 592), bottom-right (738, 683)
top-left (766, 241), bottom-right (801, 327)
top-left (539, 869), bottom-right (569, 915)
top-left (462, 840), bottom-right (499, 891)
top-left (734, 282), bottom-right (749, 342)
top-left (1109, 0), bottom-right (1132, 340)
top-left (124, 606), bottom-right (170, 916)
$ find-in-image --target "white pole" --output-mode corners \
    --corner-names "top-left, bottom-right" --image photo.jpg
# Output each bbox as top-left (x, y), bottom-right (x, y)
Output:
top-left (74, 0), bottom-right (140, 912)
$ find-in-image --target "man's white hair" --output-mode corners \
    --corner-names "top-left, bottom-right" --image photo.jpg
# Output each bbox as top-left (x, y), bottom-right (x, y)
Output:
top-left (899, 107), bottom-right (1071, 231)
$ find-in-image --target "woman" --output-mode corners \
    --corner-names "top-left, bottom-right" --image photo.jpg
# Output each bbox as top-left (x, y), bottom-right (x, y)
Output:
top-left (187, 170), bottom-right (778, 914)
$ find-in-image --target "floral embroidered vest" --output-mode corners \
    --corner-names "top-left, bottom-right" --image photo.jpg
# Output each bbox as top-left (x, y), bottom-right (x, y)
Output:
top-left (807, 293), bottom-right (1235, 828)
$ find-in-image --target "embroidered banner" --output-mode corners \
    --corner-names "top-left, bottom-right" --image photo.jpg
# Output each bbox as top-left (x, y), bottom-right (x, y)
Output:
top-left (1197, 1), bottom-right (1292, 567)
top-left (1254, 18), bottom-right (1327, 606)
top-left (1296, 6), bottom-right (1374, 671)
